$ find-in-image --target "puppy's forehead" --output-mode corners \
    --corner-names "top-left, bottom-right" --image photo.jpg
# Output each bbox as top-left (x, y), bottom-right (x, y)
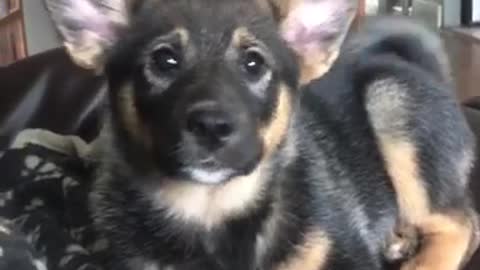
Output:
top-left (135, 0), bottom-right (273, 39)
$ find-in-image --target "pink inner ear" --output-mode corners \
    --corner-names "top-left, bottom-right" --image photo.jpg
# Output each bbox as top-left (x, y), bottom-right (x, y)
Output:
top-left (63, 0), bottom-right (115, 42)
top-left (282, 1), bottom-right (341, 51)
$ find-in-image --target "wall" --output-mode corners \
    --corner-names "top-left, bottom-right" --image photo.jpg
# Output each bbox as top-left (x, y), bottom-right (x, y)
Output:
top-left (442, 0), bottom-right (461, 27)
top-left (366, 0), bottom-right (379, 15)
top-left (22, 0), bottom-right (61, 56)
top-left (411, 0), bottom-right (460, 27)
top-left (411, 0), bottom-right (443, 29)
top-left (374, 0), bottom-right (461, 28)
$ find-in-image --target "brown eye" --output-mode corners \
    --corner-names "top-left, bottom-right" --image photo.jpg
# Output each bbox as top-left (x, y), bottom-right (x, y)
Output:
top-left (152, 47), bottom-right (180, 73)
top-left (242, 50), bottom-right (266, 78)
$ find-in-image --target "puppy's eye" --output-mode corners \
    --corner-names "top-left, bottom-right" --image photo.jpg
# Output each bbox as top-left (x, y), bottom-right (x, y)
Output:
top-left (151, 47), bottom-right (180, 73)
top-left (242, 50), bottom-right (266, 78)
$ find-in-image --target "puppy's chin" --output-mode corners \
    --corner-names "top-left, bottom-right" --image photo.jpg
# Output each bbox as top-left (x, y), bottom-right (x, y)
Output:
top-left (182, 154), bottom-right (261, 184)
top-left (177, 144), bottom-right (263, 185)
top-left (185, 168), bottom-right (236, 184)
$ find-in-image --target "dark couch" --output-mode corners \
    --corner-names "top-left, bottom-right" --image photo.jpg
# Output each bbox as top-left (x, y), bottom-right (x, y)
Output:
top-left (1, 47), bottom-right (479, 269)
top-left (0, 48), bottom-right (105, 148)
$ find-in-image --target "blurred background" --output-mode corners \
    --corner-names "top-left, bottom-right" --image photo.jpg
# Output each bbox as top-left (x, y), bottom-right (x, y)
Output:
top-left (0, 0), bottom-right (59, 66)
top-left (0, 0), bottom-right (478, 66)
top-left (0, 0), bottom-right (479, 100)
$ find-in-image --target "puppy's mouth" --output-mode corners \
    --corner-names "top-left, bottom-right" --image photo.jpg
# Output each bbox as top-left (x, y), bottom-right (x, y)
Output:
top-left (183, 167), bottom-right (237, 184)
top-left (172, 134), bottom-right (263, 184)
top-left (179, 151), bottom-right (261, 184)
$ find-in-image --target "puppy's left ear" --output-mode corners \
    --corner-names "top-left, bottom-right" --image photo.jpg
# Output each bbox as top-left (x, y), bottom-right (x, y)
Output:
top-left (44, 0), bottom-right (129, 71)
top-left (270, 0), bottom-right (358, 84)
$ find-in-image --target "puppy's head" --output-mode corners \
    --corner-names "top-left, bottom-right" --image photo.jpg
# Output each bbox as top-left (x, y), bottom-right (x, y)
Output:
top-left (46, 0), bottom-right (357, 184)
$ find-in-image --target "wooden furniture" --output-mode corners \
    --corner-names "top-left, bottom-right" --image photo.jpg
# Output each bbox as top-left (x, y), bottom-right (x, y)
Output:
top-left (442, 29), bottom-right (480, 101)
top-left (358, 0), bottom-right (366, 17)
top-left (0, 0), bottom-right (27, 66)
top-left (352, 0), bottom-right (366, 30)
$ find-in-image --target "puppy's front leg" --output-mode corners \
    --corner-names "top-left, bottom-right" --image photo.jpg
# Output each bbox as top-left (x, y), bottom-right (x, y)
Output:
top-left (365, 79), bottom-right (480, 270)
top-left (373, 136), bottom-right (479, 270)
top-left (401, 210), bottom-right (480, 270)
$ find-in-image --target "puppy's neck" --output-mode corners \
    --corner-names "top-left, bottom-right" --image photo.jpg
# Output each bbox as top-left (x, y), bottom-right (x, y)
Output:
top-left (141, 129), bottom-right (298, 231)
top-left (143, 161), bottom-right (271, 230)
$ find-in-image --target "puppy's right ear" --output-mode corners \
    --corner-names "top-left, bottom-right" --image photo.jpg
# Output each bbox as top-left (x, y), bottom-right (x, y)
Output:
top-left (44, 0), bottom-right (129, 70)
top-left (266, 0), bottom-right (357, 84)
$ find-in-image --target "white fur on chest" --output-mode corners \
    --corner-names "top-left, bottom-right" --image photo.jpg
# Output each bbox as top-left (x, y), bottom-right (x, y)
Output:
top-left (146, 164), bottom-right (268, 229)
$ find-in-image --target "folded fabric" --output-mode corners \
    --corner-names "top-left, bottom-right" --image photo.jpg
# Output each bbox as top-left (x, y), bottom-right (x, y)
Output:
top-left (0, 130), bottom-right (108, 270)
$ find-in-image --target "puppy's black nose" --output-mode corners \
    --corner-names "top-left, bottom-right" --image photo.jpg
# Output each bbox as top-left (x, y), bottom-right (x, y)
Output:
top-left (186, 105), bottom-right (235, 149)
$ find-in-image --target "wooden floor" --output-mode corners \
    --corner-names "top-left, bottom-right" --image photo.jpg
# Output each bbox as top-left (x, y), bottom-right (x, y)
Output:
top-left (442, 29), bottom-right (480, 102)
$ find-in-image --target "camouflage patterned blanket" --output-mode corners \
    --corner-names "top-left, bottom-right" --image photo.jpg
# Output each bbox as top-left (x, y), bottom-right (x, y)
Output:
top-left (0, 130), bottom-right (107, 270)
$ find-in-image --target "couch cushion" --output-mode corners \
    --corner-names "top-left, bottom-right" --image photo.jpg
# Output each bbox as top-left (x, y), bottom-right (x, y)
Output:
top-left (0, 48), bottom-right (106, 148)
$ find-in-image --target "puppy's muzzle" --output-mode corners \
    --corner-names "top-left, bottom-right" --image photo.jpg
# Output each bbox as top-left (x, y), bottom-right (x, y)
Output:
top-left (185, 102), bottom-right (236, 150)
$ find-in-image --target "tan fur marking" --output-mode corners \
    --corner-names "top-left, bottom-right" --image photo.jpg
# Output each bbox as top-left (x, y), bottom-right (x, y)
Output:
top-left (153, 162), bottom-right (266, 229)
top-left (368, 78), bottom-right (479, 269)
top-left (276, 231), bottom-right (330, 270)
top-left (378, 139), bottom-right (478, 270)
top-left (150, 85), bottom-right (293, 229)
top-left (464, 209), bottom-right (480, 267)
top-left (231, 27), bottom-right (261, 49)
top-left (298, 50), bottom-right (339, 85)
top-left (175, 27), bottom-right (189, 48)
top-left (64, 33), bottom-right (106, 73)
top-left (379, 139), bottom-right (430, 223)
top-left (117, 84), bottom-right (152, 148)
top-left (148, 27), bottom-right (190, 51)
top-left (401, 213), bottom-right (476, 270)
top-left (261, 85), bottom-right (292, 157)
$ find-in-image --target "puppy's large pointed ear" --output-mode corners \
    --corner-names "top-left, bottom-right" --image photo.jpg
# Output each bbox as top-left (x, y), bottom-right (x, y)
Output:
top-left (44, 0), bottom-right (129, 70)
top-left (270, 0), bottom-right (357, 84)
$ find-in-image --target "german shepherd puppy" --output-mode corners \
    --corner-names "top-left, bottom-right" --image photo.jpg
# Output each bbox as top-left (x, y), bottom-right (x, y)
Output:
top-left (44, 0), bottom-right (479, 269)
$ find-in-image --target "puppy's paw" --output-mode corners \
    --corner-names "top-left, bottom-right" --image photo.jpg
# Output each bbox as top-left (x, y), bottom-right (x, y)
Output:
top-left (384, 223), bottom-right (420, 262)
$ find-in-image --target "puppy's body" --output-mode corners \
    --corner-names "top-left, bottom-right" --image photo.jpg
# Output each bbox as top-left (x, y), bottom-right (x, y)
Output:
top-left (45, 0), bottom-right (478, 269)
top-left (93, 91), bottom-right (397, 270)
top-left (91, 17), bottom-right (474, 270)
